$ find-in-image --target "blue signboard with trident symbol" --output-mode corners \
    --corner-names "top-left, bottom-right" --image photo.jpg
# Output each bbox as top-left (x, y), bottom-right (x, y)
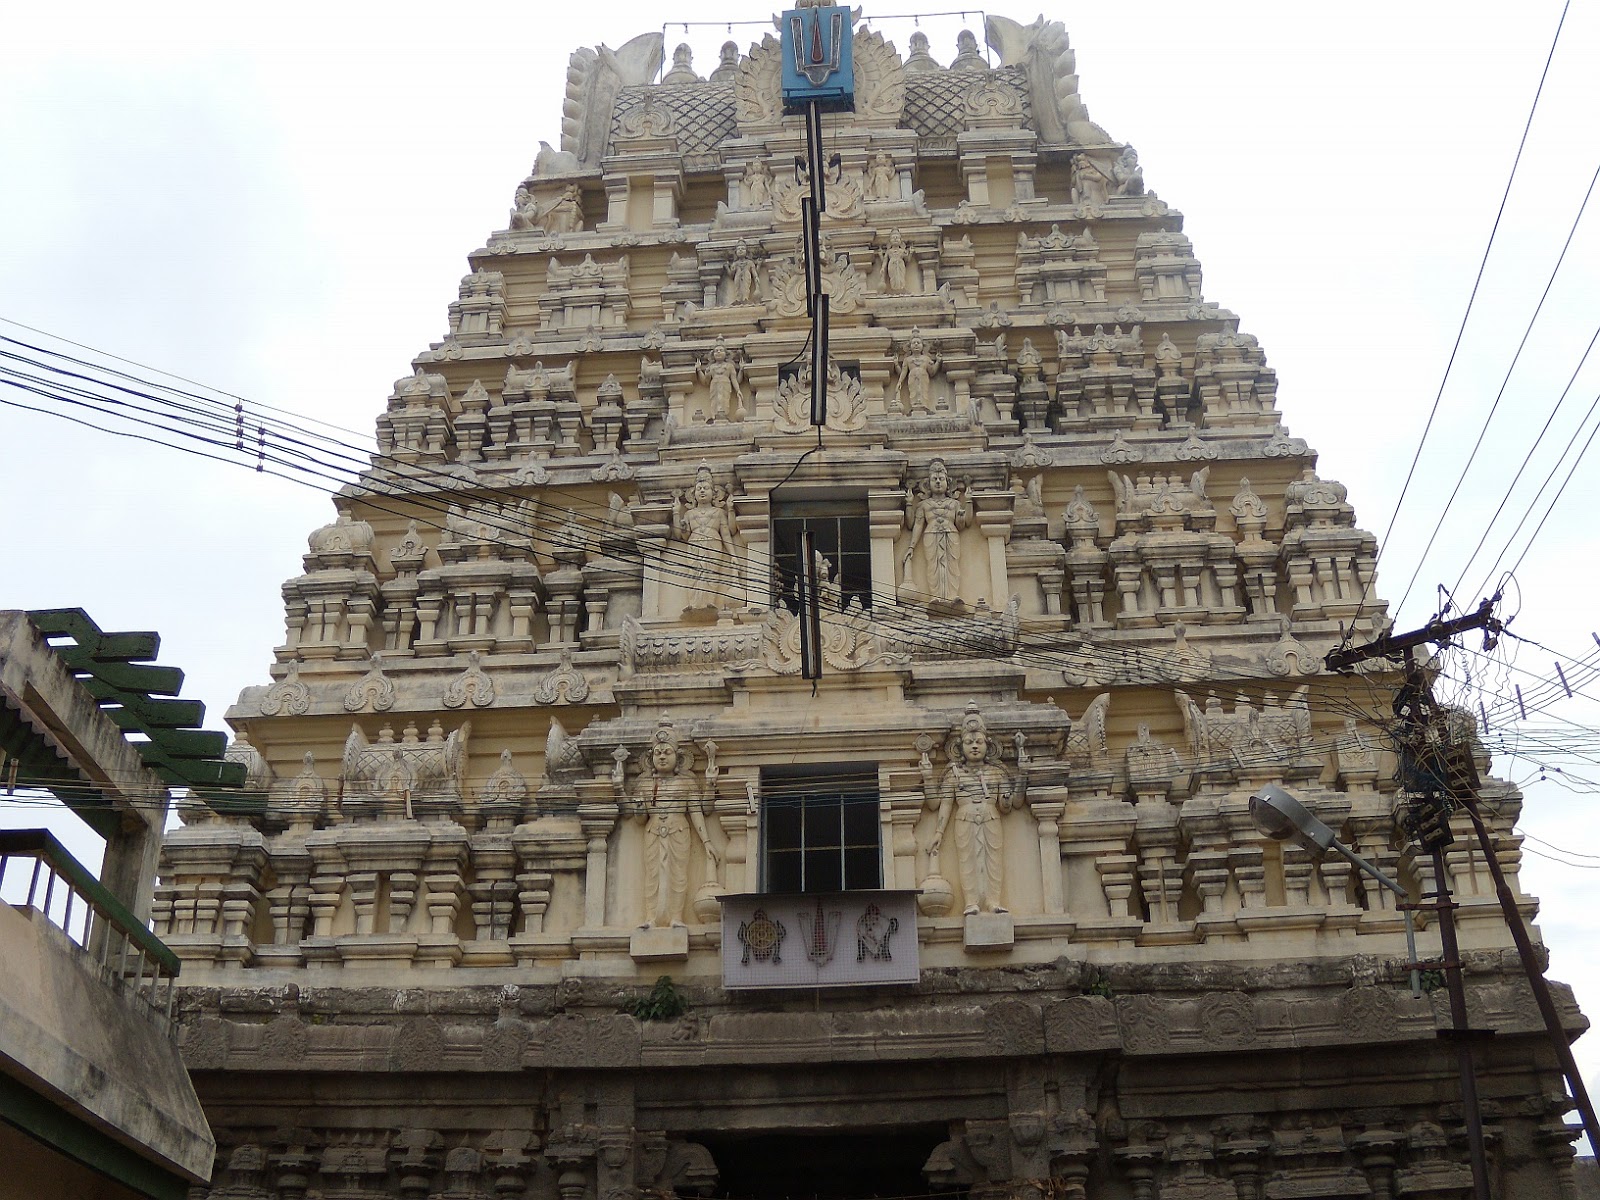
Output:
top-left (780, 4), bottom-right (855, 113)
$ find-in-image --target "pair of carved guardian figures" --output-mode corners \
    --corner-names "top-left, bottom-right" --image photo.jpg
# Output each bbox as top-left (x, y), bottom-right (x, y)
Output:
top-left (615, 703), bottom-right (1025, 925)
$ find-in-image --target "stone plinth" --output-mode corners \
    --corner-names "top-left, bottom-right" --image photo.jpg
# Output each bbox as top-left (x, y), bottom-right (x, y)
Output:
top-left (963, 912), bottom-right (1015, 950)
top-left (629, 925), bottom-right (690, 962)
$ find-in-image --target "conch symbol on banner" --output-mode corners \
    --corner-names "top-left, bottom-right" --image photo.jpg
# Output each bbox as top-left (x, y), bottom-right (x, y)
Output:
top-left (855, 902), bottom-right (900, 962)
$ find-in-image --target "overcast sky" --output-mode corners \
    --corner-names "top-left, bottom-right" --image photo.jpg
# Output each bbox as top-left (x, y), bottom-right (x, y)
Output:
top-left (4, 0), bottom-right (1599, 1142)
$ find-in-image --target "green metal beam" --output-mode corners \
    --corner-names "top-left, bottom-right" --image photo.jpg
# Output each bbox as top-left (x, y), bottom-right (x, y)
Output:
top-left (25, 609), bottom-right (161, 661)
top-left (24, 608), bottom-right (250, 805)
top-left (56, 652), bottom-right (184, 697)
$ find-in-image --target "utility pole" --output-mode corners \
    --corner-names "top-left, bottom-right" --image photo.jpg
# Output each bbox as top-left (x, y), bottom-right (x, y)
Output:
top-left (1328, 597), bottom-right (1600, 1189)
top-left (780, 4), bottom-right (854, 682)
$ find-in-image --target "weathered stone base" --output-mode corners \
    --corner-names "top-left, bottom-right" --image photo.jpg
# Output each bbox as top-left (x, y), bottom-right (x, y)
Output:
top-left (629, 925), bottom-right (690, 962)
top-left (963, 911), bottom-right (1015, 950)
top-left (175, 957), bottom-right (1587, 1200)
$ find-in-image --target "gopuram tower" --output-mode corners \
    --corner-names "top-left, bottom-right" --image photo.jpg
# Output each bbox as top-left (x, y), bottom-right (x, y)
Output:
top-left (158, 12), bottom-right (1586, 1199)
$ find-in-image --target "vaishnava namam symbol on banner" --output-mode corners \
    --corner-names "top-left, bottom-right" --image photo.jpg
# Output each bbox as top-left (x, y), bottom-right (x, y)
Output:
top-left (780, 5), bottom-right (855, 112)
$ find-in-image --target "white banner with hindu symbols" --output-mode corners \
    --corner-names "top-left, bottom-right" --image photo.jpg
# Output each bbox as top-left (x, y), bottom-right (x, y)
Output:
top-left (719, 890), bottom-right (920, 989)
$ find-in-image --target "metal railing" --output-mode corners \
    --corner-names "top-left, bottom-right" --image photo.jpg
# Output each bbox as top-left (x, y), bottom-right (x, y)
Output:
top-left (0, 829), bottom-right (181, 1033)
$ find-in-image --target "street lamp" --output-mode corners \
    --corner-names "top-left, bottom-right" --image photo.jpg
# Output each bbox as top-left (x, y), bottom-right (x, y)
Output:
top-left (1250, 785), bottom-right (1491, 1200)
top-left (1248, 785), bottom-right (1421, 997)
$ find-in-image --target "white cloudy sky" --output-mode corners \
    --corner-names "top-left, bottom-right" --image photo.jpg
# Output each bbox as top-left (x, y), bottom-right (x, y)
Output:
top-left (4, 0), bottom-right (1599, 1141)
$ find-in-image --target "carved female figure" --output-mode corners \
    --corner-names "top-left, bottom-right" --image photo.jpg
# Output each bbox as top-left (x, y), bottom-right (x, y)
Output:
top-left (695, 337), bottom-right (746, 422)
top-left (894, 329), bottom-right (942, 413)
top-left (673, 463), bottom-right (739, 609)
top-left (902, 457), bottom-right (970, 605)
top-left (633, 717), bottom-right (717, 928)
top-left (740, 159), bottom-right (773, 210)
top-left (725, 240), bottom-right (761, 306)
top-left (878, 229), bottom-right (912, 295)
top-left (865, 152), bottom-right (898, 201)
top-left (921, 703), bottom-right (1021, 915)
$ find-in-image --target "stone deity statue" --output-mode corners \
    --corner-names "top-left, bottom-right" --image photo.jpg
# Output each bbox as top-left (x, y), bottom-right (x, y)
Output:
top-left (510, 186), bottom-right (540, 231)
top-left (740, 159), bottom-right (773, 210)
top-left (673, 463), bottom-right (739, 610)
top-left (541, 183), bottom-right (584, 235)
top-left (878, 229), bottom-right (912, 295)
top-left (695, 336), bottom-right (747, 421)
top-left (865, 152), bottom-right (898, 202)
top-left (902, 457), bottom-right (971, 606)
top-left (920, 703), bottom-right (1023, 915)
top-left (632, 717), bottom-right (717, 928)
top-left (1112, 144), bottom-right (1145, 197)
top-left (894, 329), bottom-right (943, 413)
top-left (725, 240), bottom-right (761, 306)
top-left (1072, 154), bottom-right (1111, 208)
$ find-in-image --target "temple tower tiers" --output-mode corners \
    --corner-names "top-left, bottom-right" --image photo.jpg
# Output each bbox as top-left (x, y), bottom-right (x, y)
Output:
top-left (160, 15), bottom-right (1584, 1200)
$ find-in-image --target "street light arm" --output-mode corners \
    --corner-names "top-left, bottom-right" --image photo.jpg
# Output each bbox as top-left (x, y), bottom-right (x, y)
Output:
top-left (1328, 839), bottom-right (1407, 899)
top-left (1325, 838), bottom-right (1421, 999)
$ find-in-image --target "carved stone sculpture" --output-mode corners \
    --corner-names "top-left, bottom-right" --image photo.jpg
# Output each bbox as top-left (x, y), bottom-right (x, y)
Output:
top-left (950, 29), bottom-right (990, 73)
top-left (541, 184), bottom-right (584, 235)
top-left (1015, 337), bottom-right (1043, 385)
top-left (865, 152), bottom-right (898, 201)
top-left (903, 457), bottom-right (971, 609)
top-left (561, 33), bottom-right (665, 167)
top-left (1072, 154), bottom-right (1111, 208)
top-left (1112, 144), bottom-right (1145, 196)
top-left (903, 30), bottom-right (939, 73)
top-left (695, 336), bottom-right (747, 421)
top-left (708, 40), bottom-right (740, 83)
top-left (672, 463), bottom-right (739, 610)
top-left (724, 240), bottom-right (761, 306)
top-left (739, 159), bottom-right (773, 209)
top-left (894, 328), bottom-right (943, 413)
top-left (921, 703), bottom-right (1024, 915)
top-left (773, 359), bottom-right (867, 434)
top-left (878, 228), bottom-right (913, 294)
top-left (632, 716), bottom-right (717, 927)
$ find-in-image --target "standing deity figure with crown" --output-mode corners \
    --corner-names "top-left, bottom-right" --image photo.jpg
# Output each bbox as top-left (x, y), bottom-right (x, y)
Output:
top-left (632, 716), bottom-right (718, 928)
top-left (920, 703), bottom-right (1023, 915)
top-left (673, 463), bottom-right (739, 611)
top-left (902, 457), bottom-right (970, 608)
top-left (696, 337), bottom-right (748, 421)
top-left (894, 329), bottom-right (943, 413)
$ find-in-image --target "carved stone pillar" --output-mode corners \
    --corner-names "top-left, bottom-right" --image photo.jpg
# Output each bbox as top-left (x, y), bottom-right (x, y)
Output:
top-left (869, 489), bottom-right (908, 610)
top-left (1031, 795), bottom-right (1066, 915)
top-left (576, 779), bottom-right (619, 929)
